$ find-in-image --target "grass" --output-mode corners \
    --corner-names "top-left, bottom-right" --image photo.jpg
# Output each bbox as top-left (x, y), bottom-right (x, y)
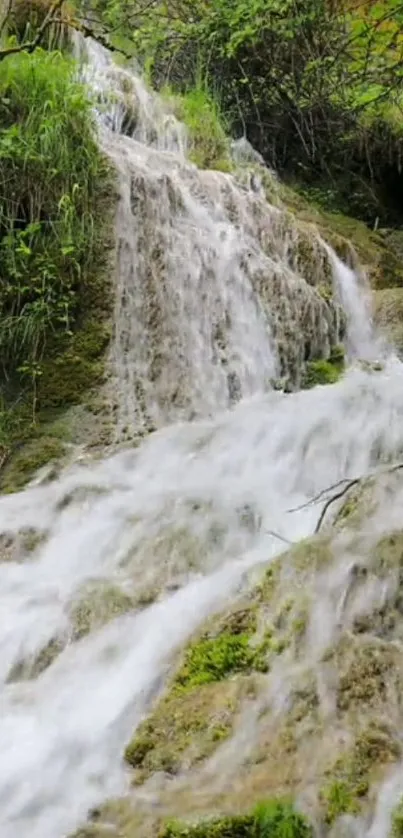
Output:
top-left (162, 82), bottom-right (232, 171)
top-left (160, 799), bottom-right (312, 837)
top-left (0, 47), bottom-right (114, 489)
top-left (0, 48), bottom-right (110, 381)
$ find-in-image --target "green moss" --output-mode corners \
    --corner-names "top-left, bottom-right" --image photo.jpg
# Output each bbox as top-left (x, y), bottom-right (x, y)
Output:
top-left (7, 636), bottom-right (65, 682)
top-left (160, 800), bottom-right (312, 838)
top-left (70, 582), bottom-right (135, 640)
top-left (301, 358), bottom-right (343, 389)
top-left (174, 617), bottom-right (269, 691)
top-left (0, 48), bottom-right (114, 490)
top-left (0, 436), bottom-right (66, 493)
top-left (321, 725), bottom-right (400, 825)
top-left (372, 532), bottom-right (403, 576)
top-left (336, 640), bottom-right (395, 711)
top-left (391, 798), bottom-right (403, 837)
top-left (124, 678), bottom-right (242, 779)
top-left (290, 537), bottom-right (334, 572)
top-left (321, 780), bottom-right (360, 824)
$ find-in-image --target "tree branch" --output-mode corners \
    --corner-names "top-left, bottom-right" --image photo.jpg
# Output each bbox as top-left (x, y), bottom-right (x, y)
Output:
top-left (0, 0), bottom-right (66, 62)
top-left (288, 462), bottom-right (403, 536)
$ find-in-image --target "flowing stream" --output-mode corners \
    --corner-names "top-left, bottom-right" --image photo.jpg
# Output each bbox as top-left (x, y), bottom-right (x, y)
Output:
top-left (1, 38), bottom-right (403, 838)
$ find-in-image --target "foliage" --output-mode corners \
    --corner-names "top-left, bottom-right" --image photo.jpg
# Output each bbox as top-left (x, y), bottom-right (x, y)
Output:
top-left (320, 725), bottom-right (400, 825)
top-left (321, 779), bottom-right (360, 824)
top-left (93, 0), bottom-right (403, 225)
top-left (159, 799), bottom-right (312, 838)
top-left (0, 435), bottom-right (66, 492)
top-left (301, 351), bottom-right (344, 389)
top-left (162, 81), bottom-right (231, 170)
top-left (0, 48), bottom-right (111, 419)
top-left (174, 622), bottom-right (270, 690)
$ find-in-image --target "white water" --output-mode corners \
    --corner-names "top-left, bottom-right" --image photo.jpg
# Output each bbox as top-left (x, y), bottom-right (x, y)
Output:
top-left (0, 38), bottom-right (402, 838)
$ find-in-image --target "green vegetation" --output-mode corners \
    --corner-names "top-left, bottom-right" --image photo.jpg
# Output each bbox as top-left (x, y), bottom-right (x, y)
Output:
top-left (321, 726), bottom-right (400, 825)
top-left (163, 82), bottom-right (232, 171)
top-left (160, 800), bottom-right (312, 838)
top-left (174, 628), bottom-right (269, 690)
top-left (70, 582), bottom-right (135, 640)
top-left (89, 0), bottom-right (403, 226)
top-left (391, 798), bottom-right (403, 837)
top-left (166, 801), bottom-right (311, 838)
top-left (301, 350), bottom-right (345, 389)
top-left (124, 677), bottom-right (242, 777)
top-left (0, 45), bottom-right (113, 489)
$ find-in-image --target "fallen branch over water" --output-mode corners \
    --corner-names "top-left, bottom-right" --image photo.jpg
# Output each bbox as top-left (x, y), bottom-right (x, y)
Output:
top-left (287, 462), bottom-right (403, 533)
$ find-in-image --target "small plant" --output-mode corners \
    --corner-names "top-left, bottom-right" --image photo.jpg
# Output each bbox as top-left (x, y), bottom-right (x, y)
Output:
top-left (174, 632), bottom-right (258, 688)
top-left (321, 779), bottom-right (360, 825)
top-left (301, 357), bottom-right (343, 389)
top-left (174, 625), bottom-right (270, 690)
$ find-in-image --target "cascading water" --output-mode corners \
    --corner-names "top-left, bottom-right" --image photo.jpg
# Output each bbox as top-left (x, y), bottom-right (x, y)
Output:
top-left (0, 37), bottom-right (402, 838)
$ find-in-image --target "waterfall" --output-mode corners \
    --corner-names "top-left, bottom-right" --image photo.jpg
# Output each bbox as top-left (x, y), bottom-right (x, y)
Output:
top-left (0, 37), bottom-right (401, 838)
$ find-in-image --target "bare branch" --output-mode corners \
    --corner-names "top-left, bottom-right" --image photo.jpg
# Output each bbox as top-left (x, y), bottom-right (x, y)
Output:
top-left (0, 0), bottom-right (66, 62)
top-left (314, 477), bottom-right (361, 533)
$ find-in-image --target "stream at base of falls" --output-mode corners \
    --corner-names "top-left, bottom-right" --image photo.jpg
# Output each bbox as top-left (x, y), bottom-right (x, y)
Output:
top-left (0, 36), bottom-right (402, 838)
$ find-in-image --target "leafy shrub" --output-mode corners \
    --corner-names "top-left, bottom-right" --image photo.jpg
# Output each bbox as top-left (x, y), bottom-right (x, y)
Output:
top-left (102, 0), bottom-right (403, 225)
top-left (301, 359), bottom-right (342, 389)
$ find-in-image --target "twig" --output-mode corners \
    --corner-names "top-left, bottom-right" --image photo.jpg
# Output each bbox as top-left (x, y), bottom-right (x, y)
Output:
top-left (291, 461), bottom-right (403, 535)
top-left (265, 529), bottom-right (293, 545)
top-left (314, 477), bottom-right (361, 533)
top-left (287, 477), bottom-right (354, 513)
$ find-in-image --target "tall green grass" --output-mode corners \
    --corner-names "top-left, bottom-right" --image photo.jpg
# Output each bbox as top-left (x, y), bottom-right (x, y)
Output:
top-left (0, 48), bottom-right (110, 389)
top-left (162, 80), bottom-right (232, 171)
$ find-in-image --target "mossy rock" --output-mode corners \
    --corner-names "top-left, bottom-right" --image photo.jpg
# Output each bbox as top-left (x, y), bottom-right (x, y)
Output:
top-left (320, 724), bottom-right (400, 825)
top-left (374, 288), bottom-right (403, 354)
top-left (70, 581), bottom-right (135, 640)
top-left (7, 636), bottom-right (65, 682)
top-left (38, 319), bottom-right (111, 410)
top-left (371, 531), bottom-right (403, 576)
top-left (0, 435), bottom-right (66, 493)
top-left (334, 636), bottom-right (401, 711)
top-left (124, 677), bottom-right (249, 781)
top-left (334, 480), bottom-right (375, 531)
top-left (278, 182), bottom-right (403, 291)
